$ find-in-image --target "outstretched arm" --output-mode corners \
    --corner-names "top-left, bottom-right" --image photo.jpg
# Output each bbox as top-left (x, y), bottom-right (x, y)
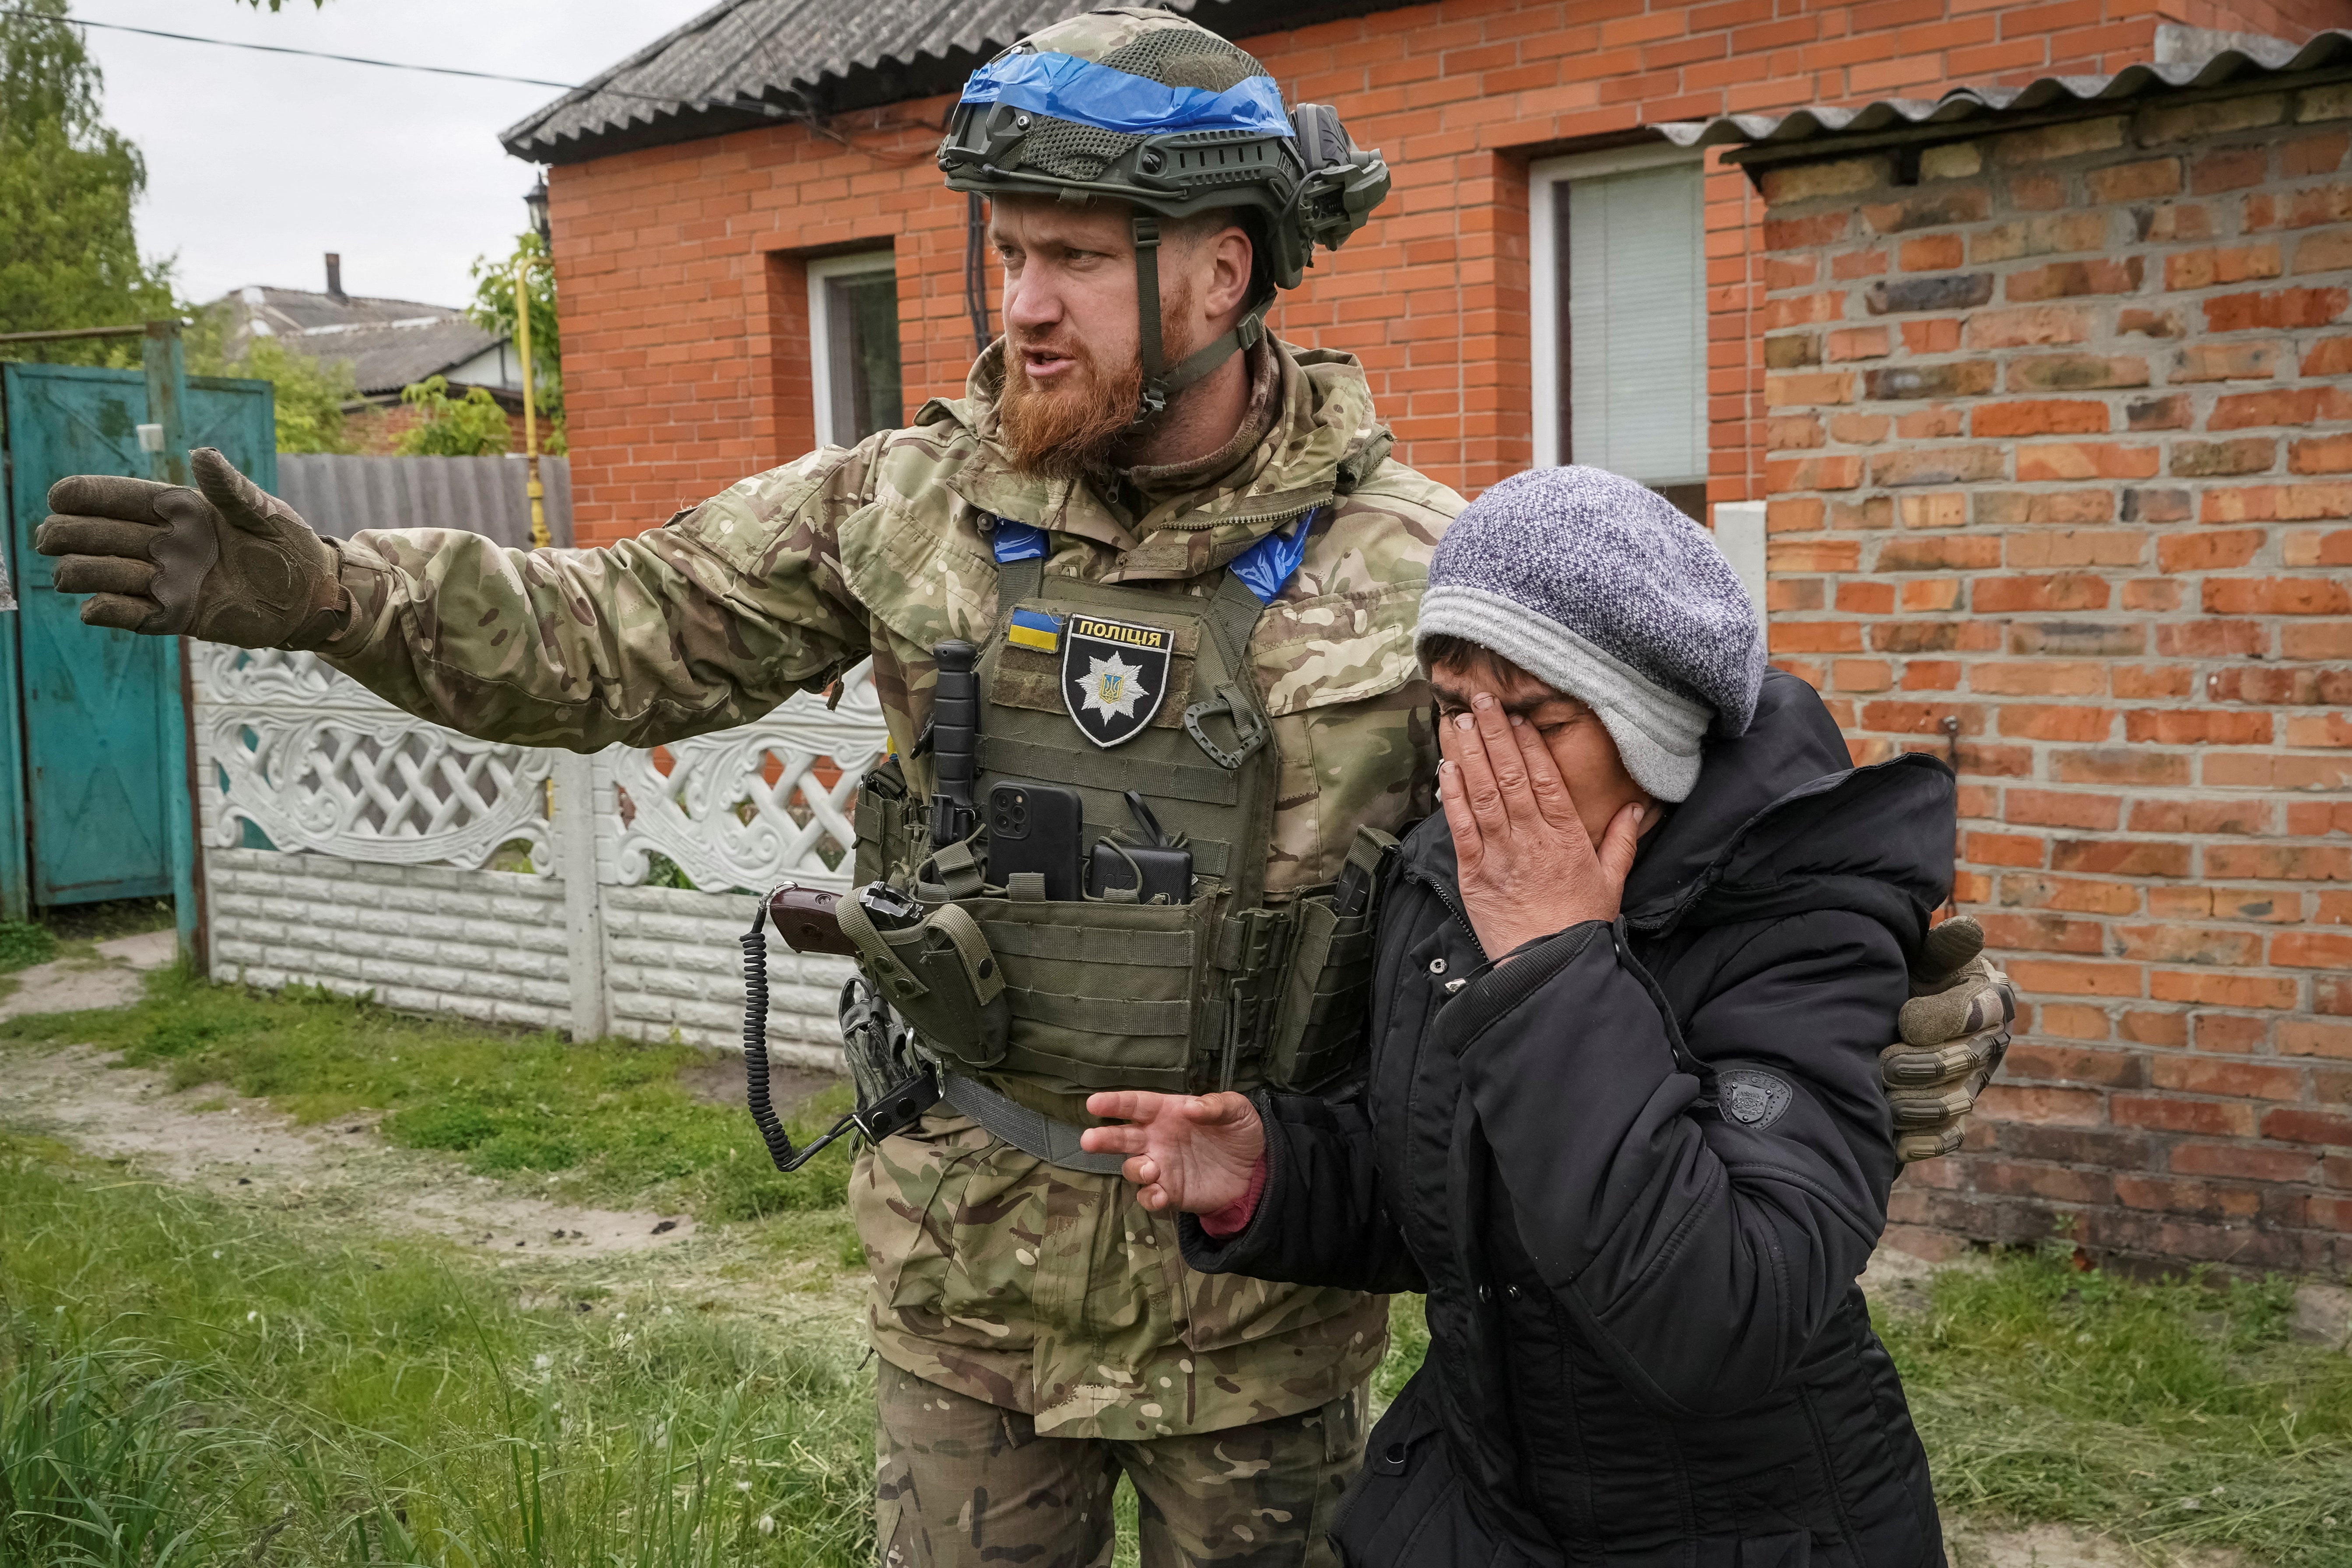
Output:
top-left (1084, 1088), bottom-right (1425, 1295)
top-left (39, 445), bottom-right (876, 751)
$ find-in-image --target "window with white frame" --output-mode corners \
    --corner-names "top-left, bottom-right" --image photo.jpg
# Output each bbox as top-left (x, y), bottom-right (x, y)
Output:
top-left (808, 251), bottom-right (903, 448)
top-left (1530, 146), bottom-right (1707, 519)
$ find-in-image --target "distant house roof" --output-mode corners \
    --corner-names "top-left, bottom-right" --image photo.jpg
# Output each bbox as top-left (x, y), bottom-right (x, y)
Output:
top-left (1660, 26), bottom-right (2352, 169)
top-left (220, 285), bottom-right (509, 400)
top-left (500, 0), bottom-right (1409, 165)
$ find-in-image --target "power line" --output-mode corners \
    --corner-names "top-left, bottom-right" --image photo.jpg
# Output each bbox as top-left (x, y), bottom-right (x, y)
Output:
top-left (0, 6), bottom-right (791, 118)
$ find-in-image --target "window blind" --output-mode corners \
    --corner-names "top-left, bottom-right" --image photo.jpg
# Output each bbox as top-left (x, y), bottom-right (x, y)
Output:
top-left (1564, 160), bottom-right (1705, 487)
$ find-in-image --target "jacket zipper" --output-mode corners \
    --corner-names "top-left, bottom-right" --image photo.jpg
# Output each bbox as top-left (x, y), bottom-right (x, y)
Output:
top-left (1404, 865), bottom-right (1484, 960)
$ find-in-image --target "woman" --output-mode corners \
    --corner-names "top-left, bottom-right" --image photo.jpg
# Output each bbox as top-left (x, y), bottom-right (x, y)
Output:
top-left (1081, 467), bottom-right (1955, 1566)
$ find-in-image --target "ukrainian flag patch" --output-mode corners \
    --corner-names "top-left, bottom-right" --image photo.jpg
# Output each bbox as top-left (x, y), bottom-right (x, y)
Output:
top-left (1007, 608), bottom-right (1063, 653)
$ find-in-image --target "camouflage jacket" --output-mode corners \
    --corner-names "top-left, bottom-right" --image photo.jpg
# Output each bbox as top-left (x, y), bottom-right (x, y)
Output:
top-left (320, 341), bottom-right (1462, 1437)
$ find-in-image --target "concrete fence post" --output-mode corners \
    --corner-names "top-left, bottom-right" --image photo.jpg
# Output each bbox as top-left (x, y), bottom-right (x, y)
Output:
top-left (1712, 501), bottom-right (1768, 620)
top-left (551, 750), bottom-right (609, 1041)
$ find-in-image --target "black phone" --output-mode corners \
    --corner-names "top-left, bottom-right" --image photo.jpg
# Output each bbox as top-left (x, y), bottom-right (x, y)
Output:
top-left (987, 780), bottom-right (1085, 900)
top-left (1087, 840), bottom-right (1192, 905)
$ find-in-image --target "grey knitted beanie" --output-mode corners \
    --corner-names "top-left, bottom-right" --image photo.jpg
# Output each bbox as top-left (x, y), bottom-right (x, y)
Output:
top-left (1415, 466), bottom-right (1765, 803)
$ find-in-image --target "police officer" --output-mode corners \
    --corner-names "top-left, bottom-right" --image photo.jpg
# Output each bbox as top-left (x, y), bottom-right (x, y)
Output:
top-left (33, 10), bottom-right (2009, 1563)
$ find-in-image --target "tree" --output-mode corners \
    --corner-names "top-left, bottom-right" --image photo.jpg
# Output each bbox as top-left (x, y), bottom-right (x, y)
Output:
top-left (395, 375), bottom-right (511, 456)
top-left (468, 232), bottom-right (565, 453)
top-left (180, 303), bottom-right (362, 454)
top-left (0, 0), bottom-right (176, 358)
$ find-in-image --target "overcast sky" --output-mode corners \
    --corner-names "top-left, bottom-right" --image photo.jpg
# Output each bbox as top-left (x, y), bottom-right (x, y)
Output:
top-left (79, 0), bottom-right (715, 308)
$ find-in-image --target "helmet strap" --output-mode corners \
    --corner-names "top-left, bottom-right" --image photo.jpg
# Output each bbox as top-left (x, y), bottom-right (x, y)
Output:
top-left (1129, 214), bottom-right (1271, 428)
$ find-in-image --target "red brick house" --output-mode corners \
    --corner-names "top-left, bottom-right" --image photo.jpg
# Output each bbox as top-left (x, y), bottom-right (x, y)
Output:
top-left (503, 0), bottom-right (2352, 1276)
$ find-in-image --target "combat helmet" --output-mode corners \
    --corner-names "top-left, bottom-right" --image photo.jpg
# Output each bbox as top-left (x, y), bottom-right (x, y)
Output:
top-left (939, 6), bottom-right (1391, 418)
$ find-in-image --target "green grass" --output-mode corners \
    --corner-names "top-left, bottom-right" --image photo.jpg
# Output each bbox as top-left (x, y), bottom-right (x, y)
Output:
top-left (0, 1130), bottom-right (874, 1568)
top-left (7, 975), bottom-right (2352, 1563)
top-left (1879, 1249), bottom-right (2352, 1565)
top-left (0, 970), bottom-right (854, 1221)
top-left (0, 921), bottom-right (56, 975)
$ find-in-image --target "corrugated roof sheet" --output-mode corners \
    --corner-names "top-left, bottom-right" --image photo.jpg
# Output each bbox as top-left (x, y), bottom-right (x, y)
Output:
top-left (501, 0), bottom-right (1403, 164)
top-left (221, 286), bottom-right (507, 398)
top-left (278, 455), bottom-right (573, 550)
top-left (1660, 28), bottom-right (2352, 156)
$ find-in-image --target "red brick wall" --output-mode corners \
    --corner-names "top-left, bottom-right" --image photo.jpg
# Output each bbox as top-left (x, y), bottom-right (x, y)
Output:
top-left (1758, 83), bottom-right (2352, 1275)
top-left (547, 0), bottom-right (2335, 546)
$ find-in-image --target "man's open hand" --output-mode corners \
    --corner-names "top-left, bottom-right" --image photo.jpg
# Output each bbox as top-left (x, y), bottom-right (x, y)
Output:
top-left (1437, 691), bottom-right (1644, 958)
top-left (36, 447), bottom-right (346, 649)
top-left (1079, 1091), bottom-right (1264, 1214)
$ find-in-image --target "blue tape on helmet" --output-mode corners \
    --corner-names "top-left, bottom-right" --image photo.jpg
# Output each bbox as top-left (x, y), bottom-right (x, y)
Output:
top-left (1229, 508), bottom-right (1317, 604)
top-left (961, 51), bottom-right (1291, 140)
top-left (991, 519), bottom-right (1049, 563)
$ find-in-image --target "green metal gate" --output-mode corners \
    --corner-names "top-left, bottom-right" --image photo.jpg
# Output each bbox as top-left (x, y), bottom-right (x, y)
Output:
top-left (0, 342), bottom-right (274, 930)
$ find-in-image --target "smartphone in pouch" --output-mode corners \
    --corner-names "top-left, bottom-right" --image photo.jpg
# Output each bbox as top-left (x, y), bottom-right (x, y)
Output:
top-left (987, 781), bottom-right (1085, 900)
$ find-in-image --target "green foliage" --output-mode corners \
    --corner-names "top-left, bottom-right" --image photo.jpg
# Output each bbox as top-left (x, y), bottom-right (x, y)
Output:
top-left (469, 233), bottom-right (565, 454)
top-left (0, 1), bottom-right (177, 357)
top-left (0, 1133), bottom-right (875, 1565)
top-left (0, 920), bottom-right (55, 974)
top-left (0, 969), bottom-right (853, 1217)
top-left (395, 374), bottom-right (512, 457)
top-left (183, 305), bottom-right (360, 454)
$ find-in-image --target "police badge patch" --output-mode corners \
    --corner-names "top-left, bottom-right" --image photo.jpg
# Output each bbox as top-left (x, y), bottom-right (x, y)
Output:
top-left (1716, 1068), bottom-right (1794, 1130)
top-left (1061, 614), bottom-right (1172, 747)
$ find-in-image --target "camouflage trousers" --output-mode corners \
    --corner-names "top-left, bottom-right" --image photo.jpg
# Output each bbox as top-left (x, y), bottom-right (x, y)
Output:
top-left (875, 1359), bottom-right (1367, 1568)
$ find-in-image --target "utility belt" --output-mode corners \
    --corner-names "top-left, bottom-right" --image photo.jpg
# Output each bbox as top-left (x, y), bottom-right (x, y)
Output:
top-left (741, 533), bottom-right (1397, 1175)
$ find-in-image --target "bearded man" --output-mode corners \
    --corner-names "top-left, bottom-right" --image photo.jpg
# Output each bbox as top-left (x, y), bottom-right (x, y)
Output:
top-left (34, 8), bottom-right (2008, 1564)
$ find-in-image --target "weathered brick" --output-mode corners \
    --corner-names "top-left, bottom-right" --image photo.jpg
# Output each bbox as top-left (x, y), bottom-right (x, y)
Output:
top-left (2141, 94), bottom-right (2285, 148)
top-left (2007, 353), bottom-right (2150, 390)
top-left (2169, 438), bottom-right (2277, 477)
top-left (2008, 257), bottom-right (2144, 300)
top-left (2203, 286), bottom-right (2350, 331)
top-left (1864, 274), bottom-right (1996, 314)
top-left (1860, 186), bottom-right (1992, 234)
top-left (1759, 156), bottom-right (1888, 202)
top-left (1870, 446), bottom-right (2008, 486)
top-left (2206, 845), bottom-right (2352, 880)
top-left (2007, 621), bottom-right (2143, 656)
top-left (2112, 1095), bottom-right (2258, 1137)
top-left (2171, 341), bottom-right (2284, 382)
top-left (2125, 393), bottom-right (2194, 430)
top-left (2084, 157), bottom-right (2181, 202)
top-left (2050, 837), bottom-right (2189, 876)
top-left (1861, 361), bottom-right (1996, 399)
top-left (2117, 305), bottom-right (2189, 338)
top-left (2124, 709), bottom-right (2272, 745)
top-left (2004, 705), bottom-right (2120, 741)
top-left (1972, 575), bottom-right (2111, 613)
top-left (2203, 577), bottom-right (2352, 614)
top-left (1973, 399), bottom-right (2109, 436)
top-left (2015, 442), bottom-right (2160, 481)
top-left (2155, 527), bottom-right (2266, 570)
top-left (2121, 488), bottom-right (2197, 523)
top-left (2163, 244), bottom-right (2282, 290)
top-left (1994, 116), bottom-right (2126, 166)
top-left (1968, 305), bottom-right (2094, 347)
top-left (2210, 385), bottom-right (2352, 428)
top-left (1971, 211), bottom-right (2109, 262)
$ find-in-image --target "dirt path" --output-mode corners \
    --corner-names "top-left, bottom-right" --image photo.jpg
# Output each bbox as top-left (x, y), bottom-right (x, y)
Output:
top-left (0, 932), bottom-right (710, 1259)
top-left (2, 1043), bottom-right (705, 1258)
top-left (0, 940), bottom-right (2246, 1567)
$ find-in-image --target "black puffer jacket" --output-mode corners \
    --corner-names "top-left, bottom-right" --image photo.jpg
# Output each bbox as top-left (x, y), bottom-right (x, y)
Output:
top-left (1185, 671), bottom-right (1954, 1567)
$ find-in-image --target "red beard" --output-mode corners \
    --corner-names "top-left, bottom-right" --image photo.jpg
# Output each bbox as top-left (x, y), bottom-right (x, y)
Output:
top-left (999, 281), bottom-right (1195, 481)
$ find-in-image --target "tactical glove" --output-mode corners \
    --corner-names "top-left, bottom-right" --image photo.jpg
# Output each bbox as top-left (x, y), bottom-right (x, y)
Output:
top-left (36, 447), bottom-right (348, 649)
top-left (1882, 915), bottom-right (2014, 1162)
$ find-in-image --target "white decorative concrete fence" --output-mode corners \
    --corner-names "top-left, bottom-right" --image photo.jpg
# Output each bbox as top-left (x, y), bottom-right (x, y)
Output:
top-left (191, 647), bottom-right (889, 1070)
